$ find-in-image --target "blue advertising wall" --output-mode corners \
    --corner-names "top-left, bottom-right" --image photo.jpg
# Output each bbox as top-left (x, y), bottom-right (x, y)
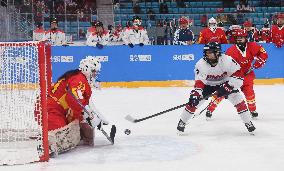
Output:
top-left (51, 44), bottom-right (284, 84)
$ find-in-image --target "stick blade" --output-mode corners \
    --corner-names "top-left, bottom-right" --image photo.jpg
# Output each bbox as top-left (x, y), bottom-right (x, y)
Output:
top-left (125, 115), bottom-right (137, 123)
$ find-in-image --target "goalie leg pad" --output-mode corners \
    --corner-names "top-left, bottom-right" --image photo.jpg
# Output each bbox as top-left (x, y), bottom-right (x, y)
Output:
top-left (80, 122), bottom-right (95, 146)
top-left (48, 120), bottom-right (81, 155)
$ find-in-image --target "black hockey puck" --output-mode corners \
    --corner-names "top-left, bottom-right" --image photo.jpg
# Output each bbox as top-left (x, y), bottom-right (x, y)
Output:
top-left (124, 129), bottom-right (131, 135)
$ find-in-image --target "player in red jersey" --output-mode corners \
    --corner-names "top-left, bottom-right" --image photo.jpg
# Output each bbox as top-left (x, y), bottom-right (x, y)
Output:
top-left (198, 17), bottom-right (228, 44)
top-left (271, 13), bottom-right (284, 48)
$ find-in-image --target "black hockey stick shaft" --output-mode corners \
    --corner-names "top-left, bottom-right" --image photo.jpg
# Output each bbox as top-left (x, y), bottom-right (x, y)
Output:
top-left (131, 103), bottom-right (189, 123)
top-left (66, 87), bottom-right (115, 144)
top-left (126, 93), bottom-right (215, 123)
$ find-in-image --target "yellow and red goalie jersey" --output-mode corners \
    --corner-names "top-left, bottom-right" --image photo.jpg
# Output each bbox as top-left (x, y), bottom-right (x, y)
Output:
top-left (225, 42), bottom-right (268, 74)
top-left (49, 71), bottom-right (92, 121)
top-left (198, 27), bottom-right (228, 44)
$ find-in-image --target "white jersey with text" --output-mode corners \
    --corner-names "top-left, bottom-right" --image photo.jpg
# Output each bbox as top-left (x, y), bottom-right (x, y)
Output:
top-left (45, 29), bottom-right (66, 46)
top-left (86, 30), bottom-right (110, 46)
top-left (194, 54), bottom-right (243, 88)
top-left (33, 28), bottom-right (45, 41)
top-left (122, 26), bottom-right (149, 45)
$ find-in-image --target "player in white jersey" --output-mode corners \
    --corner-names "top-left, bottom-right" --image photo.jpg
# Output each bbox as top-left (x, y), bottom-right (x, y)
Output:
top-left (177, 42), bottom-right (255, 134)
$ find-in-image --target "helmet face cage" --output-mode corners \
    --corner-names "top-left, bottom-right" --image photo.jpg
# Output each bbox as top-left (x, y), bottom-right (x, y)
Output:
top-left (203, 42), bottom-right (221, 66)
top-left (79, 57), bottom-right (101, 83)
top-left (132, 16), bottom-right (142, 26)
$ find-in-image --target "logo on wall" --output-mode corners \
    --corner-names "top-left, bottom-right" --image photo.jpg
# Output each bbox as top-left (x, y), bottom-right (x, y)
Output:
top-left (173, 54), bottom-right (194, 61)
top-left (52, 56), bottom-right (73, 63)
top-left (130, 55), bottom-right (151, 62)
top-left (86, 55), bottom-right (108, 62)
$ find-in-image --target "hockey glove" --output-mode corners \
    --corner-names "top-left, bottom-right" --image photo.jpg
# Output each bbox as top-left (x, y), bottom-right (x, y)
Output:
top-left (217, 82), bottom-right (233, 97)
top-left (139, 43), bottom-right (144, 46)
top-left (128, 43), bottom-right (134, 48)
top-left (96, 43), bottom-right (104, 49)
top-left (188, 90), bottom-right (202, 107)
top-left (253, 59), bottom-right (265, 69)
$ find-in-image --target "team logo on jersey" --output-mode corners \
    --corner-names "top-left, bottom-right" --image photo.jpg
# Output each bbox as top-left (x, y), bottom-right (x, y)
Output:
top-left (206, 72), bottom-right (227, 81)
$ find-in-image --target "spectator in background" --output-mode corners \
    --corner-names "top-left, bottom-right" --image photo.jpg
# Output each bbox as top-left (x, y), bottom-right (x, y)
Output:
top-left (271, 13), bottom-right (284, 48)
top-left (259, 20), bottom-right (271, 43)
top-left (200, 15), bottom-right (208, 27)
top-left (243, 21), bottom-right (259, 42)
top-left (133, 2), bottom-right (141, 14)
top-left (176, 0), bottom-right (186, 8)
top-left (198, 17), bottom-right (228, 44)
top-left (159, 2), bottom-right (168, 14)
top-left (45, 18), bottom-right (66, 46)
top-left (147, 8), bottom-right (156, 21)
top-left (86, 21), bottom-right (110, 49)
top-left (156, 21), bottom-right (166, 45)
top-left (123, 16), bottom-right (149, 48)
top-left (33, 22), bottom-right (45, 41)
top-left (112, 24), bottom-right (123, 42)
top-left (86, 21), bottom-right (97, 39)
top-left (226, 24), bottom-right (241, 44)
top-left (173, 17), bottom-right (195, 45)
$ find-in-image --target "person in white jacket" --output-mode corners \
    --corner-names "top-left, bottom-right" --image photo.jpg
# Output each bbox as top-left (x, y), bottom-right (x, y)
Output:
top-left (45, 18), bottom-right (66, 46)
top-left (33, 22), bottom-right (45, 41)
top-left (86, 21), bottom-right (110, 49)
top-left (122, 16), bottom-right (149, 48)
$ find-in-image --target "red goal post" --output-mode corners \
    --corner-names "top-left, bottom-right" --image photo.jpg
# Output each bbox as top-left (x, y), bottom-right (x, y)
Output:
top-left (0, 41), bottom-right (51, 165)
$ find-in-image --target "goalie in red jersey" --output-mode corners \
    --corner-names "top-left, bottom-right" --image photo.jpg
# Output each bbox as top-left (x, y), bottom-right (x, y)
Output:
top-left (47, 56), bottom-right (115, 156)
top-left (205, 29), bottom-right (268, 119)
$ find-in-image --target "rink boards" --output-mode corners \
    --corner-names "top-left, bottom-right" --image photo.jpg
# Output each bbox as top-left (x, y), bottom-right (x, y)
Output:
top-left (51, 44), bottom-right (284, 87)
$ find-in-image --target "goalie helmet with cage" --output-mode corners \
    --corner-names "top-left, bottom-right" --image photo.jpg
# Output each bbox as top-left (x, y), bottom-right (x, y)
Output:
top-left (203, 42), bottom-right (222, 67)
top-left (79, 56), bottom-right (101, 84)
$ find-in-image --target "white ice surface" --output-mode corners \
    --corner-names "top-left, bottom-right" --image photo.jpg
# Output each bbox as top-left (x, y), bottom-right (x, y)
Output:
top-left (1, 85), bottom-right (284, 171)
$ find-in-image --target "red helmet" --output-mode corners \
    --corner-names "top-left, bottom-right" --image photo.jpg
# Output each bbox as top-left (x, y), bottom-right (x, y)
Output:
top-left (277, 13), bottom-right (284, 19)
top-left (243, 21), bottom-right (252, 27)
top-left (234, 29), bottom-right (248, 37)
top-left (179, 17), bottom-right (189, 25)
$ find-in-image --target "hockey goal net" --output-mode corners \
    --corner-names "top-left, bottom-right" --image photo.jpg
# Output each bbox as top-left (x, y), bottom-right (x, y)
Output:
top-left (0, 41), bottom-right (51, 165)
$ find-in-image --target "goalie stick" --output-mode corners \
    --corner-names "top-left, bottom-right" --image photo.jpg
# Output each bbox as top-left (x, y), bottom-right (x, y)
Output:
top-left (66, 87), bottom-right (116, 144)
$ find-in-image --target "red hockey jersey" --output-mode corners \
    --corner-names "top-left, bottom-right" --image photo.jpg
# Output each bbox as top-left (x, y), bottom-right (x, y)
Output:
top-left (271, 25), bottom-right (284, 48)
top-left (225, 42), bottom-right (268, 74)
top-left (198, 27), bottom-right (228, 44)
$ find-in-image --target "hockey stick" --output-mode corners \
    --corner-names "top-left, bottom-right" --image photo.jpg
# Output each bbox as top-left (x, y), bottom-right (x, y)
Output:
top-left (125, 103), bottom-right (189, 123)
top-left (125, 93), bottom-right (215, 123)
top-left (66, 87), bottom-right (116, 144)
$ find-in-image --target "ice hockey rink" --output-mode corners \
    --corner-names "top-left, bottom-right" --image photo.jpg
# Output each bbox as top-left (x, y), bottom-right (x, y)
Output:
top-left (1, 85), bottom-right (284, 171)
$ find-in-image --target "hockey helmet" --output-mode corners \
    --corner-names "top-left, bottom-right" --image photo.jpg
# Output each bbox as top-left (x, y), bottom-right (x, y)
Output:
top-left (79, 56), bottom-right (101, 83)
top-left (179, 17), bottom-right (189, 25)
top-left (208, 17), bottom-right (217, 32)
top-left (36, 22), bottom-right (43, 28)
top-left (95, 21), bottom-right (104, 28)
top-left (203, 42), bottom-right (222, 66)
top-left (277, 13), bottom-right (284, 19)
top-left (132, 16), bottom-right (142, 26)
top-left (234, 29), bottom-right (248, 37)
top-left (50, 17), bottom-right (58, 24)
top-left (243, 21), bottom-right (253, 27)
